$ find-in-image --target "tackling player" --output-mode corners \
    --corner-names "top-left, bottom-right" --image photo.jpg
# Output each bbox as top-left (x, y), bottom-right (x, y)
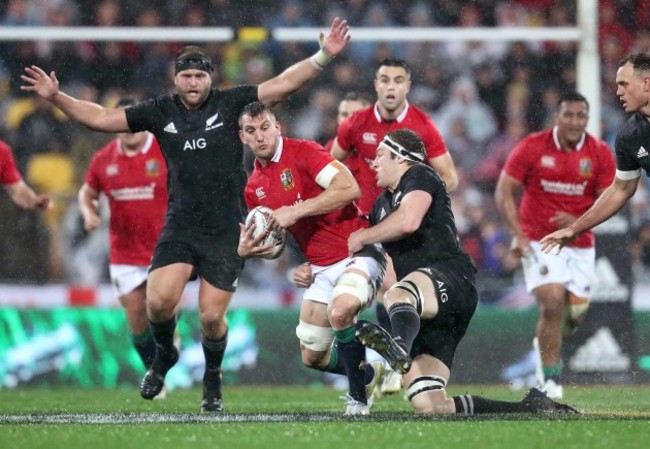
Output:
top-left (237, 102), bottom-right (386, 416)
top-left (349, 129), bottom-right (577, 415)
top-left (495, 91), bottom-right (615, 399)
top-left (329, 59), bottom-right (459, 394)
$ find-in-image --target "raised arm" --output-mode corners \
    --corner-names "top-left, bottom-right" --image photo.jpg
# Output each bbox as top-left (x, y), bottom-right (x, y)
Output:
top-left (258, 17), bottom-right (350, 106)
top-left (21, 66), bottom-right (129, 133)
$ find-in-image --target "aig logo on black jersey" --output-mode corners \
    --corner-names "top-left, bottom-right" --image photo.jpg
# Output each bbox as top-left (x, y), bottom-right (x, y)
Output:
top-left (184, 138), bottom-right (207, 151)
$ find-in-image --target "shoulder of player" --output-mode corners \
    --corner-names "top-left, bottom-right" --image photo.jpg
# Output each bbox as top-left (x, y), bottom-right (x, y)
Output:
top-left (283, 136), bottom-right (325, 153)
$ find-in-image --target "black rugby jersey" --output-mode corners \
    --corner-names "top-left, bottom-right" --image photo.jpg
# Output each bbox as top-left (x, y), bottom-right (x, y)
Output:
top-left (125, 86), bottom-right (258, 230)
top-left (614, 112), bottom-right (650, 175)
top-left (369, 164), bottom-right (475, 279)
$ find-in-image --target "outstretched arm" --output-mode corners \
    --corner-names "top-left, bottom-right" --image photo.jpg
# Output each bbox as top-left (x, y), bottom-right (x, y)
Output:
top-left (21, 66), bottom-right (129, 133)
top-left (540, 176), bottom-right (639, 254)
top-left (258, 17), bottom-right (351, 106)
top-left (5, 180), bottom-right (50, 210)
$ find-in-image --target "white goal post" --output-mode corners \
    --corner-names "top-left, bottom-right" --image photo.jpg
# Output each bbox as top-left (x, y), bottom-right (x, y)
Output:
top-left (0, 0), bottom-right (599, 134)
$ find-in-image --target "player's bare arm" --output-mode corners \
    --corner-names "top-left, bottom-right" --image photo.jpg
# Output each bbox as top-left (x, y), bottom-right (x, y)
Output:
top-left (6, 180), bottom-right (50, 211)
top-left (330, 138), bottom-right (350, 162)
top-left (21, 65), bottom-right (129, 132)
top-left (540, 176), bottom-right (639, 254)
top-left (78, 183), bottom-right (102, 232)
top-left (495, 171), bottom-right (531, 258)
top-left (271, 161), bottom-right (359, 228)
top-left (428, 153), bottom-right (459, 192)
top-left (258, 17), bottom-right (350, 106)
top-left (348, 189), bottom-right (431, 254)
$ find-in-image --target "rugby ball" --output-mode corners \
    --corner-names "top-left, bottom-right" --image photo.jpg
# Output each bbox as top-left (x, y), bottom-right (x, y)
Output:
top-left (244, 206), bottom-right (287, 260)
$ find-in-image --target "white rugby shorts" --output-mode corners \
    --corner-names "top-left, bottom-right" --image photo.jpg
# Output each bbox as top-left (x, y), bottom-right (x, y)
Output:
top-left (109, 264), bottom-right (149, 298)
top-left (521, 241), bottom-right (595, 299)
top-left (303, 255), bottom-right (384, 306)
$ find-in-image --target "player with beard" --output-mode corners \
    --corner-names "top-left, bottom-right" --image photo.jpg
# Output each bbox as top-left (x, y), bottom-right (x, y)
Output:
top-left (21, 17), bottom-right (351, 412)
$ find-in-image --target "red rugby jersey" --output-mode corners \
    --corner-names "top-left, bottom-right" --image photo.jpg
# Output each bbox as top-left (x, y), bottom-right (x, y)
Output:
top-left (0, 140), bottom-right (22, 186)
top-left (85, 134), bottom-right (168, 265)
top-left (336, 102), bottom-right (448, 215)
top-left (504, 127), bottom-right (616, 247)
top-left (245, 137), bottom-right (366, 266)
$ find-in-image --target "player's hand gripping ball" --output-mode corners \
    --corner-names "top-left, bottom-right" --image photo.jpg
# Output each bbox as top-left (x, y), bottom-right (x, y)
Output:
top-left (244, 206), bottom-right (287, 260)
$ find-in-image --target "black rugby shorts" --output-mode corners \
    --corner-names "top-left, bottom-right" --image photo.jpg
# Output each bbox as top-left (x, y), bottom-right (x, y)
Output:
top-left (410, 264), bottom-right (478, 370)
top-left (150, 226), bottom-right (243, 292)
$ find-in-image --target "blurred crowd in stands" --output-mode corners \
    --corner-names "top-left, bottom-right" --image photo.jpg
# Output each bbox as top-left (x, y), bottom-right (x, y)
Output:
top-left (2, 0), bottom-right (650, 307)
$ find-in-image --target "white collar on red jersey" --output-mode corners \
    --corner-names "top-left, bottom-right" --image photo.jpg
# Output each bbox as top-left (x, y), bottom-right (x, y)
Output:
top-left (117, 132), bottom-right (155, 155)
top-left (374, 101), bottom-right (410, 123)
top-left (552, 126), bottom-right (585, 151)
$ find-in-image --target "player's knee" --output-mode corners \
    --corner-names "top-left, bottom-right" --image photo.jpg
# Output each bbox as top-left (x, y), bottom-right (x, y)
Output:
top-left (327, 298), bottom-right (359, 329)
top-left (406, 375), bottom-right (451, 414)
top-left (299, 348), bottom-right (329, 370)
top-left (384, 280), bottom-right (423, 315)
top-left (296, 320), bottom-right (334, 355)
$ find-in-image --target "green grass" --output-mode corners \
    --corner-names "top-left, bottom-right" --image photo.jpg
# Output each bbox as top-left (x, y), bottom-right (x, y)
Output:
top-left (1, 385), bottom-right (649, 449)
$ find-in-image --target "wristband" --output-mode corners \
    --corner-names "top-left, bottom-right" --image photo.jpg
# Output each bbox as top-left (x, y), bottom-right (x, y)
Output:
top-left (309, 48), bottom-right (333, 70)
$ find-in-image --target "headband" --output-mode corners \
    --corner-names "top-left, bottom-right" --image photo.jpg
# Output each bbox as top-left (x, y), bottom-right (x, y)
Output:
top-left (380, 135), bottom-right (425, 162)
top-left (175, 54), bottom-right (213, 74)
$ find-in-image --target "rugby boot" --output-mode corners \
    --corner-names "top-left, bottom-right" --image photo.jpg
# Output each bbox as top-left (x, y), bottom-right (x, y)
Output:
top-left (355, 320), bottom-right (412, 374)
top-left (521, 387), bottom-right (579, 414)
top-left (140, 346), bottom-right (179, 400)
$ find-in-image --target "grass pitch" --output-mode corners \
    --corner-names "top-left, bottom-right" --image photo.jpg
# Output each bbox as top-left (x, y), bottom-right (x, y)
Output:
top-left (1, 385), bottom-right (649, 449)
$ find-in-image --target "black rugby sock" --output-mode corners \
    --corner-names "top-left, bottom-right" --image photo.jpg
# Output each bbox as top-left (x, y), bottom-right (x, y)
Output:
top-left (388, 302), bottom-right (420, 353)
top-left (202, 330), bottom-right (228, 372)
top-left (149, 317), bottom-right (177, 358)
top-left (133, 328), bottom-right (156, 368)
top-left (376, 302), bottom-right (393, 334)
top-left (334, 326), bottom-right (367, 403)
top-left (453, 395), bottom-right (527, 414)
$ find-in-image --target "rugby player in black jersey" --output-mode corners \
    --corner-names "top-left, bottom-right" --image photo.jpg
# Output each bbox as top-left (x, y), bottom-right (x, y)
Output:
top-left (21, 17), bottom-right (351, 412)
top-left (348, 129), bottom-right (577, 415)
top-left (540, 53), bottom-right (650, 254)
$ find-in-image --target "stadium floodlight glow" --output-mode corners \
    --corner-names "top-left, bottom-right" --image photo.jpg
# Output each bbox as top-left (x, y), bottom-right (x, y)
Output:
top-left (0, 27), bottom-right (234, 42)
